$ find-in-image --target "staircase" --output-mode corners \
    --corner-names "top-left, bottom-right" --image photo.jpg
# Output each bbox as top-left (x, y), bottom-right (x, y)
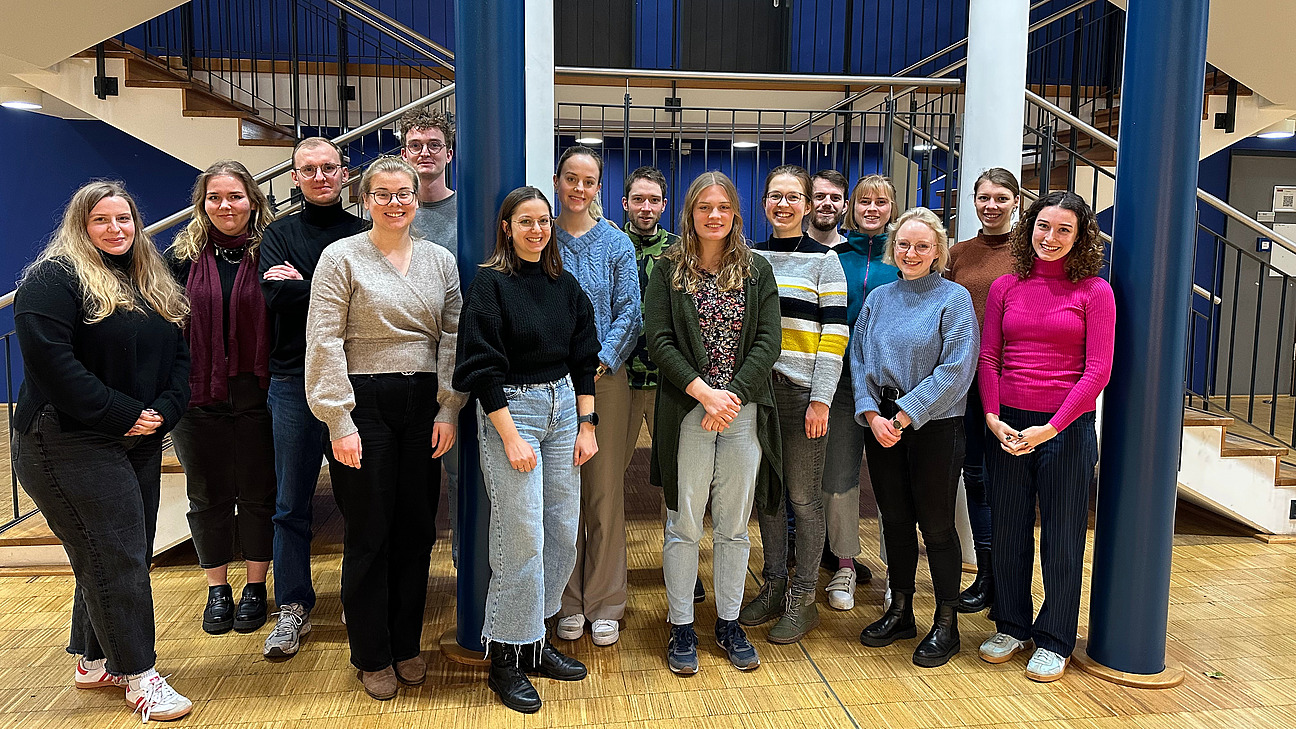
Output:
top-left (1179, 408), bottom-right (1296, 537)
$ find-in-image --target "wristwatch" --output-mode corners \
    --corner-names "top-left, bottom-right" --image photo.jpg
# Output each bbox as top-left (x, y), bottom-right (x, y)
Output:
top-left (578, 412), bottom-right (600, 427)
top-left (890, 417), bottom-right (905, 431)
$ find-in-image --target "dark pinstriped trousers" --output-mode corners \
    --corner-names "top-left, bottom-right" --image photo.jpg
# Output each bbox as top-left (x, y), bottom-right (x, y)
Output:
top-left (985, 406), bottom-right (1098, 658)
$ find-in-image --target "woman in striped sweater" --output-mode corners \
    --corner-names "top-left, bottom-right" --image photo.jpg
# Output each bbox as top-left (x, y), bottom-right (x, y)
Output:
top-left (976, 191), bottom-right (1114, 682)
top-left (739, 166), bottom-right (849, 643)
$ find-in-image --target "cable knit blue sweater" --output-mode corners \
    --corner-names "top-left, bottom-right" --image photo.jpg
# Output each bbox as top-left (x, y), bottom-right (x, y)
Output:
top-left (849, 271), bottom-right (979, 429)
top-left (555, 218), bottom-right (642, 371)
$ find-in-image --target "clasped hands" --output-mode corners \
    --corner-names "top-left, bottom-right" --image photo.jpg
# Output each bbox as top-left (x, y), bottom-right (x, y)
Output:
top-left (696, 383), bottom-right (742, 432)
top-left (986, 414), bottom-right (1056, 456)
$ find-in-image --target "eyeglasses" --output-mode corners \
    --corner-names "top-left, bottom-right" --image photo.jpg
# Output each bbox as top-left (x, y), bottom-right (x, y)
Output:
top-left (512, 217), bottom-right (553, 230)
top-left (894, 241), bottom-right (935, 254)
top-left (404, 141), bottom-right (446, 154)
top-left (294, 163), bottom-right (342, 178)
top-left (367, 190), bottom-right (417, 205)
top-left (765, 191), bottom-right (806, 204)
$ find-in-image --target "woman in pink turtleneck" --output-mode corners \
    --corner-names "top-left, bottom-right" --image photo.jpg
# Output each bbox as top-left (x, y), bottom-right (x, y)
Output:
top-left (974, 191), bottom-right (1115, 683)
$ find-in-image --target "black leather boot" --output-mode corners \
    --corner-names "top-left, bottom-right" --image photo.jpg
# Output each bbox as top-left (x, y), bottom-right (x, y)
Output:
top-left (859, 590), bottom-right (916, 647)
top-left (913, 601), bottom-right (961, 668)
top-left (202, 584), bottom-right (235, 635)
top-left (233, 582), bottom-right (268, 633)
top-left (488, 642), bottom-right (541, 714)
top-left (523, 620), bottom-right (587, 681)
top-left (957, 550), bottom-right (994, 614)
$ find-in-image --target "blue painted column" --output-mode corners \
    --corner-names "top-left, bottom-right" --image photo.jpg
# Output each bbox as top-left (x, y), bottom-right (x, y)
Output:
top-left (453, 0), bottom-right (529, 654)
top-left (1087, 0), bottom-right (1210, 676)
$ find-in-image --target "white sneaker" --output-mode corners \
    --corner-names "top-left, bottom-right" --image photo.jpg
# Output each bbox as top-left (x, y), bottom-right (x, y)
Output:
top-left (556, 613), bottom-right (585, 640)
top-left (1025, 647), bottom-right (1069, 682)
top-left (826, 567), bottom-right (857, 611)
top-left (979, 633), bottom-right (1031, 664)
top-left (263, 603), bottom-right (311, 659)
top-left (591, 619), bottom-right (620, 646)
top-left (74, 656), bottom-right (127, 690)
top-left (126, 669), bottom-right (192, 722)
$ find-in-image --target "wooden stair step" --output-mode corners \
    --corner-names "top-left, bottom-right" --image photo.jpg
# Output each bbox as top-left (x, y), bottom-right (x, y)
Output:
top-left (1220, 431), bottom-right (1289, 458)
top-left (1276, 461), bottom-right (1296, 488)
top-left (1184, 406), bottom-right (1235, 428)
top-left (240, 116), bottom-right (297, 147)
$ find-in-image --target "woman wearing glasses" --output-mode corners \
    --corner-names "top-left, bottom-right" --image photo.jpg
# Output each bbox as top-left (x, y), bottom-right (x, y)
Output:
top-left (739, 165), bottom-right (848, 643)
top-left (455, 187), bottom-right (600, 714)
top-left (850, 207), bottom-right (978, 668)
top-left (305, 156), bottom-right (465, 701)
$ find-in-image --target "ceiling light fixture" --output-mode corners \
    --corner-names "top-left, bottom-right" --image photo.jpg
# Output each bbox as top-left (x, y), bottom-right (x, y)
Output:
top-left (1256, 119), bottom-right (1295, 140)
top-left (575, 136), bottom-right (603, 145)
top-left (0, 86), bottom-right (42, 111)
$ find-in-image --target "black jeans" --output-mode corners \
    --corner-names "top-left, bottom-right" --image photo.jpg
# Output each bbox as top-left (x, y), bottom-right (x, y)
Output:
top-left (326, 373), bottom-right (440, 672)
top-left (13, 407), bottom-right (163, 675)
top-left (171, 373), bottom-right (276, 568)
top-left (962, 381), bottom-right (992, 552)
top-left (986, 406), bottom-right (1097, 657)
top-left (863, 416), bottom-right (965, 603)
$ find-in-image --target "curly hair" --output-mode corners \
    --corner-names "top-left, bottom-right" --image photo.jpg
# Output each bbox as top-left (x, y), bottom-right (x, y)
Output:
top-left (1009, 191), bottom-right (1104, 282)
top-left (398, 109), bottom-right (455, 151)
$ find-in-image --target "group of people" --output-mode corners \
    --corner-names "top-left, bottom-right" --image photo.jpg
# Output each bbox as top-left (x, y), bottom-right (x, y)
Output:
top-left (11, 104), bottom-right (1114, 722)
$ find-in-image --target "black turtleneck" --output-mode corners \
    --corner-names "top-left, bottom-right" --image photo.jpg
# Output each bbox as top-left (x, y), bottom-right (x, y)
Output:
top-left (258, 200), bottom-right (369, 375)
top-left (13, 249), bottom-right (190, 436)
top-left (453, 260), bottom-right (601, 414)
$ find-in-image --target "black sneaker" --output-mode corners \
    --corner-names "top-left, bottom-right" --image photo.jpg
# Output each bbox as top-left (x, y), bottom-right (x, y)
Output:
top-left (715, 619), bottom-right (760, 670)
top-left (666, 623), bottom-right (699, 674)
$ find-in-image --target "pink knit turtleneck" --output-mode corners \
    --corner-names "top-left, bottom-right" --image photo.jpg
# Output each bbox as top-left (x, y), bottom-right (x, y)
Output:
top-left (977, 256), bottom-right (1116, 431)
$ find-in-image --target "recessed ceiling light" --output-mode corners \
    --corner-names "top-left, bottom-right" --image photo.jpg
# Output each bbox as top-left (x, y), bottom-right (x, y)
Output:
top-left (576, 136), bottom-right (603, 145)
top-left (1256, 120), bottom-right (1295, 139)
top-left (0, 86), bottom-right (42, 111)
top-left (732, 135), bottom-right (759, 149)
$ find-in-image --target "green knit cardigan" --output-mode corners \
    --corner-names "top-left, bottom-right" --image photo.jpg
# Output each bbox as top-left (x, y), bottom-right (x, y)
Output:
top-left (644, 253), bottom-right (784, 516)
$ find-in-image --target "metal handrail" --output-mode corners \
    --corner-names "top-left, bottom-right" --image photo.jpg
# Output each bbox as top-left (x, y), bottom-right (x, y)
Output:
top-left (327, 0), bottom-right (453, 70)
top-left (555, 66), bottom-right (962, 88)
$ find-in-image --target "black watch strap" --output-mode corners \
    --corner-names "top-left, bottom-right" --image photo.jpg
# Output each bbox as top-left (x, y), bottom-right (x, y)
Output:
top-left (579, 412), bottom-right (599, 427)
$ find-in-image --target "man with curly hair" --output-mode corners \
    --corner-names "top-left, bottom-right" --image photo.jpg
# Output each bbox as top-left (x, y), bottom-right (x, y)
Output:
top-left (399, 109), bottom-right (457, 256)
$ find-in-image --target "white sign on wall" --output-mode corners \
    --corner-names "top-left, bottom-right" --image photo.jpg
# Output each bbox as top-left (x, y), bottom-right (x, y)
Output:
top-left (1270, 223), bottom-right (1296, 277)
top-left (1274, 186), bottom-right (1296, 213)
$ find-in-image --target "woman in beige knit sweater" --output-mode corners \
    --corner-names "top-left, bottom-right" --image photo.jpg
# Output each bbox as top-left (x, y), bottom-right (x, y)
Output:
top-left (305, 156), bottom-right (465, 701)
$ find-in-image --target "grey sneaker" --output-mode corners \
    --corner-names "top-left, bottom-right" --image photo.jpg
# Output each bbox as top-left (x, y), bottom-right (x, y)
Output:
top-left (263, 603), bottom-right (311, 660)
top-left (979, 632), bottom-right (1031, 664)
top-left (1025, 647), bottom-right (1069, 682)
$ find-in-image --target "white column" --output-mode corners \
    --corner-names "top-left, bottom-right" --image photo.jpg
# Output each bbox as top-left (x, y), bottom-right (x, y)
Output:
top-left (955, 0), bottom-right (1029, 240)
top-left (524, 0), bottom-right (555, 190)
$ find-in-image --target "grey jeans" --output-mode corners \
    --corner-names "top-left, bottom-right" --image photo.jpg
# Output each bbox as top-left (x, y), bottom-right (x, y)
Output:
top-left (757, 380), bottom-right (827, 593)
top-left (821, 373), bottom-right (869, 558)
top-left (477, 377), bottom-right (580, 646)
top-left (664, 403), bottom-right (761, 625)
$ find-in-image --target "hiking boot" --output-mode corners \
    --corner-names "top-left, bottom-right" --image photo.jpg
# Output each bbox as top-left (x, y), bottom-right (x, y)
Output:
top-left (488, 642), bottom-right (541, 713)
top-left (738, 576), bottom-right (786, 627)
top-left (767, 588), bottom-right (820, 644)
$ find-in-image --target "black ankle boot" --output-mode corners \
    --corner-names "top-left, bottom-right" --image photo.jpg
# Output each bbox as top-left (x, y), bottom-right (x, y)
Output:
top-left (234, 582), bottom-right (268, 633)
top-left (913, 601), bottom-right (961, 667)
top-left (859, 590), bottom-right (916, 647)
top-left (957, 549), bottom-right (994, 614)
top-left (202, 584), bottom-right (234, 635)
top-left (488, 642), bottom-right (541, 714)
top-left (524, 620), bottom-right (587, 681)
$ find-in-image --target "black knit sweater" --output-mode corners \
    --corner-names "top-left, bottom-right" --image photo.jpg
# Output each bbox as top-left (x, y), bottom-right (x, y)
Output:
top-left (258, 201), bottom-right (369, 375)
top-left (13, 253), bottom-right (190, 436)
top-left (453, 261), bottom-right (601, 413)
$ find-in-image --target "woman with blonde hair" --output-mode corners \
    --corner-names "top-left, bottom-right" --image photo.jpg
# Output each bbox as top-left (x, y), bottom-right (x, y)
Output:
top-left (13, 181), bottom-right (193, 721)
top-left (166, 160), bottom-right (276, 637)
top-left (645, 171), bottom-right (782, 675)
top-left (851, 206), bottom-right (978, 668)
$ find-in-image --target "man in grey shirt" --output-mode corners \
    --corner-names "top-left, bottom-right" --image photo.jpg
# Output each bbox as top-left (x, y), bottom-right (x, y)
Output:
top-left (399, 108), bottom-right (462, 563)
top-left (400, 109), bottom-right (457, 257)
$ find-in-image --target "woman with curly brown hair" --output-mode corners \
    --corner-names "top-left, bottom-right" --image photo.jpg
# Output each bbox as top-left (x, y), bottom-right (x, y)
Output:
top-left (975, 190), bottom-right (1115, 683)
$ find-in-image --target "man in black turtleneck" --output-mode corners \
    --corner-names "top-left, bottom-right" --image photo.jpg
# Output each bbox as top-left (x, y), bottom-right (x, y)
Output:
top-left (259, 137), bottom-right (369, 660)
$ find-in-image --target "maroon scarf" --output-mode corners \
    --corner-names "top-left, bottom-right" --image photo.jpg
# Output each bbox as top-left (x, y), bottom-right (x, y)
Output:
top-left (184, 229), bottom-right (270, 407)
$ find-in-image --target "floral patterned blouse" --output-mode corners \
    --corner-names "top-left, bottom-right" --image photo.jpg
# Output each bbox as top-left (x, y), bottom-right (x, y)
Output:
top-left (690, 271), bottom-right (746, 389)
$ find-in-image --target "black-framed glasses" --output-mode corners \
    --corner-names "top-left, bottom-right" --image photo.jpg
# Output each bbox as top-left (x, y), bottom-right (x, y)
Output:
top-left (367, 190), bottom-right (417, 205)
top-left (765, 191), bottom-right (806, 204)
top-left (404, 141), bottom-right (445, 154)
top-left (294, 163), bottom-right (342, 178)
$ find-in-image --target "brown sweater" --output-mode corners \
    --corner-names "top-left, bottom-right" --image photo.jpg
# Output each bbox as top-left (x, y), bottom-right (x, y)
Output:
top-left (947, 230), bottom-right (1013, 328)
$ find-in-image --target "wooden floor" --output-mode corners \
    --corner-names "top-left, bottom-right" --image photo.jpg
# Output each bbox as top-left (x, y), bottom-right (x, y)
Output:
top-left (2, 449), bottom-right (1296, 729)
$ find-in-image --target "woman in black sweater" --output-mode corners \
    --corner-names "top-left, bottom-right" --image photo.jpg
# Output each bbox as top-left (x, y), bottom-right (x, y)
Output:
top-left (166, 160), bottom-right (275, 638)
top-left (13, 181), bottom-right (193, 721)
top-left (454, 186), bottom-right (601, 714)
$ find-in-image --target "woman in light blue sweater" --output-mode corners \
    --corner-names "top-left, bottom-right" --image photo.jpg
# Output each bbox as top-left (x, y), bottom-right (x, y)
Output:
top-left (849, 207), bottom-right (978, 669)
top-left (552, 145), bottom-right (642, 646)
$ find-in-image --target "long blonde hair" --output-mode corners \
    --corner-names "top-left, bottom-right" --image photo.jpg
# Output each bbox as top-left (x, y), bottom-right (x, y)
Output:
top-left (665, 171), bottom-right (752, 293)
top-left (169, 160), bottom-right (273, 262)
top-left (23, 181), bottom-right (189, 325)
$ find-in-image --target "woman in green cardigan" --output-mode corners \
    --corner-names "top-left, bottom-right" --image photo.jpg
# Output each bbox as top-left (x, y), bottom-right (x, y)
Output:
top-left (644, 171), bottom-right (782, 676)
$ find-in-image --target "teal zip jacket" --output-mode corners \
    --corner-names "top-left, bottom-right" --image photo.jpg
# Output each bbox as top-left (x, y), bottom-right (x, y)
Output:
top-left (837, 231), bottom-right (899, 330)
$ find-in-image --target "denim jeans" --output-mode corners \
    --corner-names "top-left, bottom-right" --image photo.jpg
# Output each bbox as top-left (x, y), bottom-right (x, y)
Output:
top-left (14, 407), bottom-right (163, 676)
top-left (821, 373), bottom-right (868, 559)
top-left (328, 373), bottom-right (439, 671)
top-left (962, 379), bottom-right (992, 552)
top-left (757, 380), bottom-right (826, 593)
top-left (477, 377), bottom-right (580, 646)
top-left (664, 403), bottom-right (761, 625)
top-left (171, 373), bottom-right (276, 568)
top-left (268, 374), bottom-right (327, 611)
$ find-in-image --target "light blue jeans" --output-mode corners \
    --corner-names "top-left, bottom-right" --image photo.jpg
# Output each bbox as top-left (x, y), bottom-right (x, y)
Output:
top-left (663, 403), bottom-right (761, 625)
top-left (477, 377), bottom-right (580, 646)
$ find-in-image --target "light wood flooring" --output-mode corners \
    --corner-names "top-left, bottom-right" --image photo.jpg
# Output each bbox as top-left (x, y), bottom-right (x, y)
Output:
top-left (1, 449), bottom-right (1295, 729)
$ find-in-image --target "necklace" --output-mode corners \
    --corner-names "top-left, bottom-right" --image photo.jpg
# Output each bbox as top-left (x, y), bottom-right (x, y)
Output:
top-left (214, 245), bottom-right (246, 265)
